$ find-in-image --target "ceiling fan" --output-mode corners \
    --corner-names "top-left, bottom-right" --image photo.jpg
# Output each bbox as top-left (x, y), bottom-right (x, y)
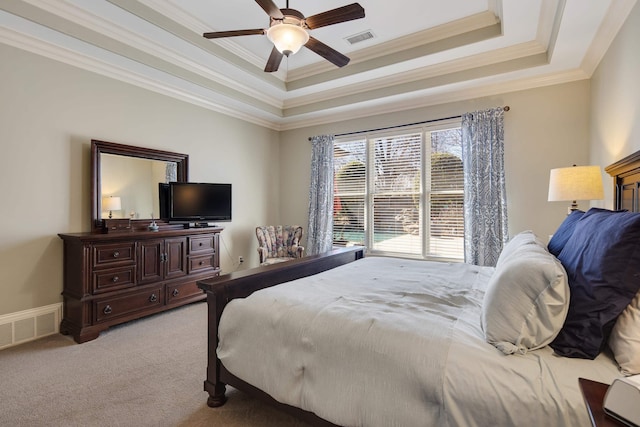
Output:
top-left (203, 0), bottom-right (365, 73)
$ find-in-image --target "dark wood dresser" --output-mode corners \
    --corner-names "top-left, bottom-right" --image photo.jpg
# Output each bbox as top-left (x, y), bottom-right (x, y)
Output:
top-left (58, 227), bottom-right (221, 343)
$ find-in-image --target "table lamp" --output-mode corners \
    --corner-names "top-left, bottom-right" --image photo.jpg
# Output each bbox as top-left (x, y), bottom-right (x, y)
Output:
top-left (548, 165), bottom-right (604, 214)
top-left (102, 196), bottom-right (122, 219)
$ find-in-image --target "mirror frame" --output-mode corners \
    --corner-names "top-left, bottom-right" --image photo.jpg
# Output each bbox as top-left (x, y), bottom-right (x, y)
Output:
top-left (91, 139), bottom-right (189, 232)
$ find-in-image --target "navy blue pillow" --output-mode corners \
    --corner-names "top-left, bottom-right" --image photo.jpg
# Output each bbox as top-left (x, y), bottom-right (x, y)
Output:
top-left (551, 208), bottom-right (640, 359)
top-left (547, 210), bottom-right (585, 257)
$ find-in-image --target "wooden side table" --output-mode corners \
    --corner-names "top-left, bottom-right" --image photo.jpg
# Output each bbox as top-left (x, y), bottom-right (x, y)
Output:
top-left (579, 378), bottom-right (627, 427)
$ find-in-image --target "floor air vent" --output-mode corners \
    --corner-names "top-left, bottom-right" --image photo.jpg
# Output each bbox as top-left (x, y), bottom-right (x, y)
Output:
top-left (0, 303), bottom-right (62, 350)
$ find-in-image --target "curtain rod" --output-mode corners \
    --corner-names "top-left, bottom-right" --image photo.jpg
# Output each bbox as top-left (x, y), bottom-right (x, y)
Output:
top-left (309, 106), bottom-right (510, 140)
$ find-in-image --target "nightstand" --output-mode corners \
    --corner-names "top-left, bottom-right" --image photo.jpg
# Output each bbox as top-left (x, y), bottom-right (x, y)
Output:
top-left (579, 378), bottom-right (627, 427)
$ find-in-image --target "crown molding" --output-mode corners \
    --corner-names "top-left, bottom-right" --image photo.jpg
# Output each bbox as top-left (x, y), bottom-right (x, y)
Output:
top-left (0, 21), bottom-right (591, 133)
top-left (277, 68), bottom-right (591, 131)
top-left (285, 21), bottom-right (503, 91)
top-left (1, 0), bottom-right (632, 133)
top-left (139, 0), bottom-right (500, 86)
top-left (536, 0), bottom-right (561, 48)
top-left (286, 11), bottom-right (500, 82)
top-left (283, 41), bottom-right (545, 111)
top-left (0, 25), bottom-right (283, 130)
top-left (580, 0), bottom-right (637, 76)
top-left (22, 0), bottom-right (284, 108)
top-left (105, 0), bottom-right (285, 89)
top-left (282, 51), bottom-right (548, 117)
top-left (3, 1), bottom-right (284, 117)
top-left (136, 0), bottom-right (279, 76)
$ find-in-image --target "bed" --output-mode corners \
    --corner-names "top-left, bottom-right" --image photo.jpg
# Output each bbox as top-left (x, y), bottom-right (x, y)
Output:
top-left (197, 152), bottom-right (640, 427)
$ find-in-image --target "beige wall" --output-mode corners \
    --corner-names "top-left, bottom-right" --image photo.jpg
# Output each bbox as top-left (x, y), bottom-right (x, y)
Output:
top-left (3, 0), bottom-right (637, 317)
top-left (0, 43), bottom-right (280, 316)
top-left (280, 81), bottom-right (591, 246)
top-left (590, 1), bottom-right (640, 206)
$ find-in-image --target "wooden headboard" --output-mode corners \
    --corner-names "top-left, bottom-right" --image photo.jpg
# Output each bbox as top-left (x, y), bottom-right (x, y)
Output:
top-left (605, 150), bottom-right (640, 212)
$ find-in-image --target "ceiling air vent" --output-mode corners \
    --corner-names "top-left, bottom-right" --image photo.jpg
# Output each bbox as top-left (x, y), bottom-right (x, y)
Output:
top-left (345, 30), bottom-right (375, 45)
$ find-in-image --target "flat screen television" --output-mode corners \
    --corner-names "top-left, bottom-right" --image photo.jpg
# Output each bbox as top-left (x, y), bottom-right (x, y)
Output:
top-left (160, 182), bottom-right (232, 224)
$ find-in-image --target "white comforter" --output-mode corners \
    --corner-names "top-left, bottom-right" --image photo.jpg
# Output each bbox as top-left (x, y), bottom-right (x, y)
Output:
top-left (217, 257), bottom-right (620, 427)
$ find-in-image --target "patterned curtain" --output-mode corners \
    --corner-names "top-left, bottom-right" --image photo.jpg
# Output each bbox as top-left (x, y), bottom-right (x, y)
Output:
top-left (462, 107), bottom-right (508, 266)
top-left (307, 135), bottom-right (335, 255)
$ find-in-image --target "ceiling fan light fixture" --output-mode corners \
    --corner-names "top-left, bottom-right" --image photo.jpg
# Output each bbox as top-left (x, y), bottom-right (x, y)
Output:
top-left (266, 23), bottom-right (309, 56)
top-left (202, 1), bottom-right (365, 72)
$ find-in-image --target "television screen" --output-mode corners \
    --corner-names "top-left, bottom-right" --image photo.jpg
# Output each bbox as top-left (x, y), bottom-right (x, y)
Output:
top-left (167, 182), bottom-right (232, 222)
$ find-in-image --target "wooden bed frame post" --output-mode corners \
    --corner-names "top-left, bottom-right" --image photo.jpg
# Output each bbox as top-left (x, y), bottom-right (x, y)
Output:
top-left (204, 288), bottom-right (227, 407)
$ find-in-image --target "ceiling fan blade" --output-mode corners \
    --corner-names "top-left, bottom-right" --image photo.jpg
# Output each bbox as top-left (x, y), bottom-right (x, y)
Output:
top-left (255, 0), bottom-right (284, 19)
top-left (264, 46), bottom-right (284, 72)
top-left (305, 3), bottom-right (365, 29)
top-left (305, 36), bottom-right (350, 68)
top-left (203, 29), bottom-right (265, 39)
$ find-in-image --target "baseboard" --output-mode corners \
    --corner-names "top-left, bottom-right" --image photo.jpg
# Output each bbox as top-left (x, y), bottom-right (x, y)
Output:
top-left (0, 303), bottom-right (63, 350)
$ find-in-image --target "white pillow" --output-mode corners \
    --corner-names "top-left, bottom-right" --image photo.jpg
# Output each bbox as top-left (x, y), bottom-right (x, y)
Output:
top-left (496, 230), bottom-right (546, 268)
top-left (608, 290), bottom-right (640, 375)
top-left (482, 241), bottom-right (570, 355)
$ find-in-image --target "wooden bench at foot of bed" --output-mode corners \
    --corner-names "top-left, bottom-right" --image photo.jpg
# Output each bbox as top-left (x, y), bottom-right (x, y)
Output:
top-left (196, 246), bottom-right (364, 420)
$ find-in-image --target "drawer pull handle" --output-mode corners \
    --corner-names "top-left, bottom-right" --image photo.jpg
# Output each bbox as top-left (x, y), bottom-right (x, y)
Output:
top-left (103, 305), bottom-right (113, 315)
top-left (113, 251), bottom-right (120, 258)
top-left (199, 261), bottom-right (204, 265)
top-left (149, 293), bottom-right (158, 303)
top-left (112, 276), bottom-right (119, 283)
top-left (199, 242), bottom-right (203, 246)
top-left (172, 289), bottom-right (179, 297)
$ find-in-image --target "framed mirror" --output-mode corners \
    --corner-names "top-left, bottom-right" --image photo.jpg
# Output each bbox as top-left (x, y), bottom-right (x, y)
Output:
top-left (91, 140), bottom-right (189, 232)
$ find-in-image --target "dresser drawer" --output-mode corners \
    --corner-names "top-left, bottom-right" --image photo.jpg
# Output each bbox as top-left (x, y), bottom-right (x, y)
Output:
top-left (93, 242), bottom-right (136, 267)
top-left (166, 281), bottom-right (204, 304)
top-left (95, 286), bottom-right (164, 323)
top-left (92, 266), bottom-right (136, 294)
top-left (189, 236), bottom-right (215, 254)
top-left (189, 254), bottom-right (215, 273)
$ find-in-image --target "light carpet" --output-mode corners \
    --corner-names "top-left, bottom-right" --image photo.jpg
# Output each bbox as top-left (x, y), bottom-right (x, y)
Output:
top-left (0, 302), bottom-right (310, 427)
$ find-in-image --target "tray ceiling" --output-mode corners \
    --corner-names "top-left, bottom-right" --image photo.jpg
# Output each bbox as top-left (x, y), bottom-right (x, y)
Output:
top-left (0, 0), bottom-right (636, 130)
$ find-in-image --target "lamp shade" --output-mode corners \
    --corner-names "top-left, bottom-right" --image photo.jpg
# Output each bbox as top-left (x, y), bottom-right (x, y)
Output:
top-left (102, 196), bottom-right (122, 211)
top-left (548, 166), bottom-right (604, 202)
top-left (266, 23), bottom-right (309, 56)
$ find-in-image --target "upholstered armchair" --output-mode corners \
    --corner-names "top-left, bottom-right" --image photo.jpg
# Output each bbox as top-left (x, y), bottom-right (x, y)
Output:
top-left (256, 225), bottom-right (304, 265)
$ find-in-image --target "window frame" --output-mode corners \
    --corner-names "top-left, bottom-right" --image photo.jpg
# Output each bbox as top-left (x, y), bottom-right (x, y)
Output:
top-left (333, 118), bottom-right (463, 261)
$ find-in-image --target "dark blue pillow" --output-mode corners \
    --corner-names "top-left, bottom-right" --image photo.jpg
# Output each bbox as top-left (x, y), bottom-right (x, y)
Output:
top-left (551, 208), bottom-right (640, 359)
top-left (547, 210), bottom-right (585, 257)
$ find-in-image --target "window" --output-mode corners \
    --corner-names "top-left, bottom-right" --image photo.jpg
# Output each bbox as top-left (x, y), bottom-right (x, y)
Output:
top-left (333, 120), bottom-right (463, 260)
